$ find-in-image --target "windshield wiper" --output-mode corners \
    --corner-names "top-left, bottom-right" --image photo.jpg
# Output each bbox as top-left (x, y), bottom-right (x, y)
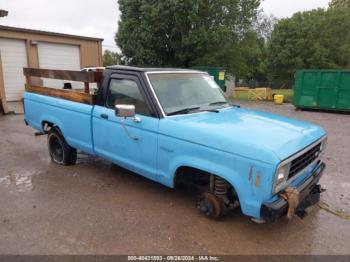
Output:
top-left (201, 109), bottom-right (219, 113)
top-left (167, 107), bottom-right (200, 116)
top-left (209, 101), bottom-right (241, 108)
top-left (209, 101), bottom-right (229, 106)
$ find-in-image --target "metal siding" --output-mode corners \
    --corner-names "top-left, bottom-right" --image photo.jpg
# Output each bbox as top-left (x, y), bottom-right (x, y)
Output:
top-left (0, 28), bottom-right (102, 109)
top-left (0, 28), bottom-right (102, 67)
top-left (0, 38), bottom-right (28, 101)
top-left (80, 41), bottom-right (102, 68)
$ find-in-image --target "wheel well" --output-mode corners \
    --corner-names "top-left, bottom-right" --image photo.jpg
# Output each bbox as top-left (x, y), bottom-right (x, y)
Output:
top-left (42, 121), bottom-right (59, 132)
top-left (174, 166), bottom-right (211, 187)
top-left (174, 166), bottom-right (240, 202)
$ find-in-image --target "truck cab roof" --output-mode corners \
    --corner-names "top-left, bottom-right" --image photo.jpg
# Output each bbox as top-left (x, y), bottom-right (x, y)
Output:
top-left (105, 65), bottom-right (202, 73)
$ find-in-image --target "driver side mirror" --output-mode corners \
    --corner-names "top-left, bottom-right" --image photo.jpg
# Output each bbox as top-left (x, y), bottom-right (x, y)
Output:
top-left (115, 104), bottom-right (135, 118)
top-left (114, 104), bottom-right (140, 140)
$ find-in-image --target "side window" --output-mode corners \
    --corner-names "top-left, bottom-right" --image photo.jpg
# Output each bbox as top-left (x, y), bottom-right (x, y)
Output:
top-left (107, 78), bottom-right (151, 116)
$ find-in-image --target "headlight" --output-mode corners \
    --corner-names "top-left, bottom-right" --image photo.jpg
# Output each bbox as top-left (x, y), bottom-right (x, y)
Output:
top-left (274, 163), bottom-right (291, 193)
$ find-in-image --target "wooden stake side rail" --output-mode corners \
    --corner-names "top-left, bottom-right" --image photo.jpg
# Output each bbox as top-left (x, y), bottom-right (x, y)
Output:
top-left (25, 85), bottom-right (97, 105)
top-left (23, 68), bottom-right (102, 83)
top-left (23, 68), bottom-right (102, 105)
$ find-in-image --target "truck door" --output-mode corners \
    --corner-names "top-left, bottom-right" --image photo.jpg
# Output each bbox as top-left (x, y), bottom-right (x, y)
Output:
top-left (92, 74), bottom-right (158, 180)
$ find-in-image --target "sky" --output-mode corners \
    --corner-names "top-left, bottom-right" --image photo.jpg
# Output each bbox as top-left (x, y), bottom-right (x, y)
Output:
top-left (0, 0), bottom-right (331, 53)
top-left (261, 0), bottom-right (330, 18)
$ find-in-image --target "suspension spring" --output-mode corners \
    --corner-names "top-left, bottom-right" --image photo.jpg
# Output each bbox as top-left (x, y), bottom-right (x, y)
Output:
top-left (214, 176), bottom-right (229, 198)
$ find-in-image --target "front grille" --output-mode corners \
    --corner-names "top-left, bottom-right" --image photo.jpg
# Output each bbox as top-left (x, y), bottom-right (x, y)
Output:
top-left (288, 143), bottom-right (322, 179)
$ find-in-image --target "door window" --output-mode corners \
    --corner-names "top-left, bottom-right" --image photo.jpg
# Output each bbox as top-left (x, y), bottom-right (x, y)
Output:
top-left (107, 78), bottom-right (150, 116)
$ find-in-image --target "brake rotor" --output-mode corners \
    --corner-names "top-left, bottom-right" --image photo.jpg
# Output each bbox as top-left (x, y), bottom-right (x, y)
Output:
top-left (197, 191), bottom-right (223, 219)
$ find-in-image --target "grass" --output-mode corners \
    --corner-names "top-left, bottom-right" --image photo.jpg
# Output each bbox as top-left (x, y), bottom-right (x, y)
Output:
top-left (233, 88), bottom-right (294, 103)
top-left (275, 89), bottom-right (294, 103)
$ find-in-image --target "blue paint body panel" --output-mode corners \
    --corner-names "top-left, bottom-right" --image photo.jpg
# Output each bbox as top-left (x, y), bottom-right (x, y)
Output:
top-left (24, 93), bottom-right (94, 154)
top-left (24, 92), bottom-right (327, 219)
top-left (92, 105), bottom-right (159, 181)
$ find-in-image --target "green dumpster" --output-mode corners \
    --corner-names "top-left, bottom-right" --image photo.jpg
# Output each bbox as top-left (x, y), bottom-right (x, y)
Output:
top-left (192, 66), bottom-right (226, 92)
top-left (293, 70), bottom-right (350, 111)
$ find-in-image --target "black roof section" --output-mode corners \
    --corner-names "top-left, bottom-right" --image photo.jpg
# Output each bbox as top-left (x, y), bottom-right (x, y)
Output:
top-left (106, 65), bottom-right (203, 73)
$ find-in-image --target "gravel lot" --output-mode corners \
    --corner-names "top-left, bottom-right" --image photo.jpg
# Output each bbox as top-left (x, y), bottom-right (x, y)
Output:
top-left (0, 101), bottom-right (349, 255)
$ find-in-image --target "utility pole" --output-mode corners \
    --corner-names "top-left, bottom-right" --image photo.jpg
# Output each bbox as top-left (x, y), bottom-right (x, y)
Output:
top-left (0, 9), bottom-right (8, 17)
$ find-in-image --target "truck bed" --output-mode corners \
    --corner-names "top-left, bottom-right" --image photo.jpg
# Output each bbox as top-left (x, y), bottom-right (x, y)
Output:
top-left (23, 68), bottom-right (102, 105)
top-left (23, 67), bottom-right (103, 154)
top-left (24, 92), bottom-right (95, 155)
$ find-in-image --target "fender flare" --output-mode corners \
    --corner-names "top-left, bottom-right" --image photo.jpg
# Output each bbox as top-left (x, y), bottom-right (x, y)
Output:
top-left (170, 156), bottom-right (245, 204)
top-left (40, 114), bottom-right (65, 137)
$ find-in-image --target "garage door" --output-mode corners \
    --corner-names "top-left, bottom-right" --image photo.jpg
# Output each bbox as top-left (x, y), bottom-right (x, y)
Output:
top-left (0, 38), bottom-right (28, 101)
top-left (38, 42), bottom-right (82, 89)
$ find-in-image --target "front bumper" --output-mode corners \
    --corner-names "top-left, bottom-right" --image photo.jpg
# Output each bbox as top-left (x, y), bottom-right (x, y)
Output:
top-left (260, 161), bottom-right (325, 222)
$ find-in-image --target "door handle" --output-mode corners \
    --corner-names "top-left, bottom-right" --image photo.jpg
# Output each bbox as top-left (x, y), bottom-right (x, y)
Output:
top-left (100, 113), bottom-right (109, 120)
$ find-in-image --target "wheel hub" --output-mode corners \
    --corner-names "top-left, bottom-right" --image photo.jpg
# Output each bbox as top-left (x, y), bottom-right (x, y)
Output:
top-left (197, 192), bottom-right (223, 219)
top-left (49, 136), bottom-right (63, 162)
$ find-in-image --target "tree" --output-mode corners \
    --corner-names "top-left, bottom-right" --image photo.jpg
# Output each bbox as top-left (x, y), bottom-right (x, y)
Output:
top-left (329, 0), bottom-right (350, 8)
top-left (254, 10), bottom-right (276, 42)
top-left (246, 10), bottom-right (277, 82)
top-left (102, 50), bottom-right (121, 66)
top-left (267, 6), bottom-right (350, 82)
top-left (116, 0), bottom-right (260, 79)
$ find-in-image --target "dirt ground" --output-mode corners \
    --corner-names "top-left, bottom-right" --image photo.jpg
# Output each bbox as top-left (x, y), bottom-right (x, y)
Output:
top-left (0, 101), bottom-right (349, 255)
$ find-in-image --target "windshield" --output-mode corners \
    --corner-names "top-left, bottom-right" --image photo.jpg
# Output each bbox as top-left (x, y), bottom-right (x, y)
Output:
top-left (147, 73), bottom-right (229, 115)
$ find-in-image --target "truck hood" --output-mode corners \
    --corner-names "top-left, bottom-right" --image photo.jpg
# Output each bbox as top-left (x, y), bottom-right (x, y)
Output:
top-left (159, 107), bottom-right (326, 164)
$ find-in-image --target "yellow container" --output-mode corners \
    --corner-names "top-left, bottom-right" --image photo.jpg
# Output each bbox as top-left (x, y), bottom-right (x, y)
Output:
top-left (274, 94), bottom-right (284, 105)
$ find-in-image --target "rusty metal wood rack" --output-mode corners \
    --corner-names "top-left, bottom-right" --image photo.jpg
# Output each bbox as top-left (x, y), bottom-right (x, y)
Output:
top-left (23, 68), bottom-right (103, 105)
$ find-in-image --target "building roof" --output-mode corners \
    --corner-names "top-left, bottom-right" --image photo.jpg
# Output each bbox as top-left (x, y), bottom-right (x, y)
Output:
top-left (106, 65), bottom-right (203, 73)
top-left (0, 25), bottom-right (103, 42)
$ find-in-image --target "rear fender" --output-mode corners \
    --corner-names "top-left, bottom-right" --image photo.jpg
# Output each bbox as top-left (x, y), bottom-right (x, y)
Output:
top-left (40, 114), bottom-right (65, 136)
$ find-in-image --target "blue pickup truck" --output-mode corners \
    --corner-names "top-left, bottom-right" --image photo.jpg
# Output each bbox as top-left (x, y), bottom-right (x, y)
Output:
top-left (24, 66), bottom-right (327, 223)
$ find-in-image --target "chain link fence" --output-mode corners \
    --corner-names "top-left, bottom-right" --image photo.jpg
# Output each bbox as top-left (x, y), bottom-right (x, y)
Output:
top-left (236, 79), bottom-right (294, 89)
